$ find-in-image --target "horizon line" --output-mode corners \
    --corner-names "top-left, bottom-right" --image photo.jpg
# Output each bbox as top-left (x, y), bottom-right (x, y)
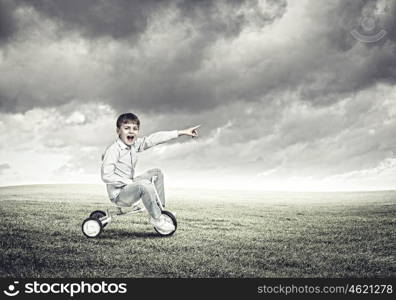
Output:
top-left (0, 182), bottom-right (395, 194)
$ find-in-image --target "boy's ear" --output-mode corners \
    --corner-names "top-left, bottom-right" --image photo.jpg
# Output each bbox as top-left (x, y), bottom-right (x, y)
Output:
top-left (116, 128), bottom-right (120, 135)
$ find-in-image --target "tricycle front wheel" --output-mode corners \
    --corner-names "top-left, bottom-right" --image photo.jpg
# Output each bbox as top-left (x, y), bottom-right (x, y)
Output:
top-left (154, 210), bottom-right (177, 237)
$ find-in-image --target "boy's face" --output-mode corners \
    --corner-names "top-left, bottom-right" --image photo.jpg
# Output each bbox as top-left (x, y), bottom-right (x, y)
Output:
top-left (117, 121), bottom-right (139, 146)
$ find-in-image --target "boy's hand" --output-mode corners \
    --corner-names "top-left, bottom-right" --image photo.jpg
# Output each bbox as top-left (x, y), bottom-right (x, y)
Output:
top-left (178, 125), bottom-right (201, 138)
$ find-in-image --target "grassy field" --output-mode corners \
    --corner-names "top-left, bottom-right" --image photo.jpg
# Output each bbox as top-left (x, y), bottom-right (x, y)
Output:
top-left (0, 184), bottom-right (395, 278)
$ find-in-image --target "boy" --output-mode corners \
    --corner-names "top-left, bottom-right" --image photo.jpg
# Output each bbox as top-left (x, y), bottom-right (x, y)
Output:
top-left (101, 112), bottom-right (199, 232)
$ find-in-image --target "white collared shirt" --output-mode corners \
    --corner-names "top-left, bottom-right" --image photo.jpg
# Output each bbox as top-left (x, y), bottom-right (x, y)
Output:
top-left (101, 130), bottom-right (178, 200)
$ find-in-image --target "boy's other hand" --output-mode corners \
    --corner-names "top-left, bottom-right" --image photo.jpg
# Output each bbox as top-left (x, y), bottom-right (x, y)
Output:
top-left (178, 125), bottom-right (201, 138)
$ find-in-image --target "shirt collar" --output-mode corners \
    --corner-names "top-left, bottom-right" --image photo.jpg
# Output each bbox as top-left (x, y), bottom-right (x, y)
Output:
top-left (116, 137), bottom-right (131, 150)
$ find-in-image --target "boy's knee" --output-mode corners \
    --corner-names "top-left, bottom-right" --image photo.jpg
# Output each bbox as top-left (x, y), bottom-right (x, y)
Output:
top-left (151, 168), bottom-right (163, 179)
top-left (148, 168), bottom-right (162, 175)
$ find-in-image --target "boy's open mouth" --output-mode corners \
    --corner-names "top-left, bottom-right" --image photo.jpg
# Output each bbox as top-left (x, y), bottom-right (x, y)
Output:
top-left (127, 135), bottom-right (135, 142)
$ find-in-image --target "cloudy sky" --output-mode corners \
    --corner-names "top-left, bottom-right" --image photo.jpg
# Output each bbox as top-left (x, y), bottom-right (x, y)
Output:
top-left (0, 0), bottom-right (395, 191)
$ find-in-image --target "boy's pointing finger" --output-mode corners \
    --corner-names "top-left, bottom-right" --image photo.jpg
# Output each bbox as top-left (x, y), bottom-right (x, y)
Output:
top-left (191, 124), bottom-right (201, 138)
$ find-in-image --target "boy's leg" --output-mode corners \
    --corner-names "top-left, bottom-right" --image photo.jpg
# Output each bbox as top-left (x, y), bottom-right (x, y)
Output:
top-left (134, 168), bottom-right (166, 207)
top-left (114, 182), bottom-right (141, 207)
top-left (116, 180), bottom-right (162, 219)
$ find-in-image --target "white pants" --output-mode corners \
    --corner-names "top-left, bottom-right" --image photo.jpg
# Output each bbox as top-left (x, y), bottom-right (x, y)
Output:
top-left (114, 168), bottom-right (165, 219)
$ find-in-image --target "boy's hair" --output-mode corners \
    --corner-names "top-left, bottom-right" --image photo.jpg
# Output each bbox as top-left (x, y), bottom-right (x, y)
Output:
top-left (116, 113), bottom-right (140, 129)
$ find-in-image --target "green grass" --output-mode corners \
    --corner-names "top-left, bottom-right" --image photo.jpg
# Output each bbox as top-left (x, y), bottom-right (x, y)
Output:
top-left (0, 185), bottom-right (395, 278)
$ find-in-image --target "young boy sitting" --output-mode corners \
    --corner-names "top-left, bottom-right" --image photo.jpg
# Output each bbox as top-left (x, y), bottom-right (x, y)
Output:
top-left (101, 112), bottom-right (199, 232)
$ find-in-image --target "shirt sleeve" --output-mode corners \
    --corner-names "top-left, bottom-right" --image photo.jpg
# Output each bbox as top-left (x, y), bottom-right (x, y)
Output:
top-left (135, 130), bottom-right (179, 152)
top-left (101, 146), bottom-right (133, 187)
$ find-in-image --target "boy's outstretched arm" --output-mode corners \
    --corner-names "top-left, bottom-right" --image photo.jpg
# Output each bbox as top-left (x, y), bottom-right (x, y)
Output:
top-left (136, 125), bottom-right (201, 152)
top-left (178, 124), bottom-right (201, 138)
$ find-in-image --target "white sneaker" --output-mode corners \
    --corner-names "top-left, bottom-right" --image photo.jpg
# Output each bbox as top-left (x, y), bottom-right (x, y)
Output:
top-left (150, 215), bottom-right (175, 232)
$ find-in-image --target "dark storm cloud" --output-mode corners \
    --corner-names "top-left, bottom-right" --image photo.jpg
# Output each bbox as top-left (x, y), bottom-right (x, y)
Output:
top-left (0, 0), bottom-right (17, 46)
top-left (138, 0), bottom-right (396, 112)
top-left (1, 0), bottom-right (395, 115)
top-left (17, 0), bottom-right (163, 41)
top-left (384, 0), bottom-right (396, 41)
top-left (100, 0), bottom-right (396, 113)
top-left (0, 0), bottom-right (288, 113)
top-left (223, 0), bottom-right (396, 109)
top-left (177, 0), bottom-right (287, 38)
top-left (297, 0), bottom-right (396, 106)
top-left (6, 0), bottom-right (283, 42)
top-left (107, 0), bottom-right (288, 114)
